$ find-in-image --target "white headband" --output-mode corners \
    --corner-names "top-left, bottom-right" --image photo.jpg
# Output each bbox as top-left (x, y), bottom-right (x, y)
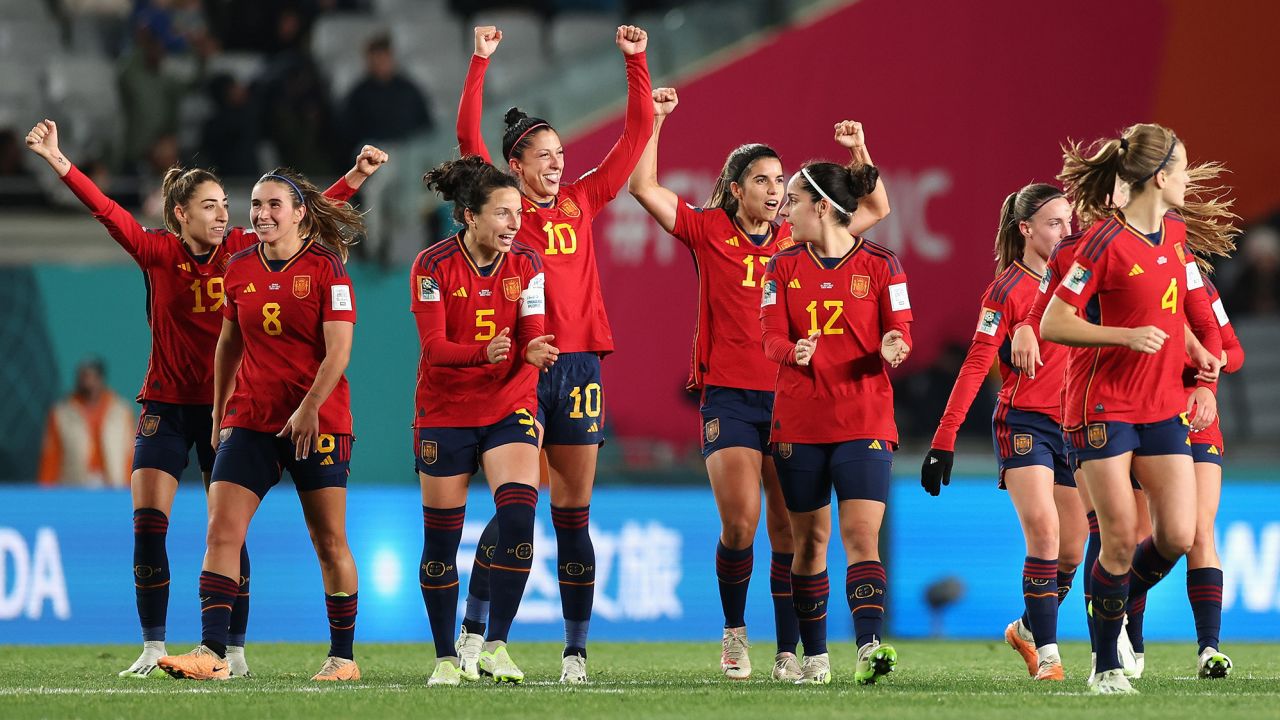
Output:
top-left (800, 166), bottom-right (849, 216)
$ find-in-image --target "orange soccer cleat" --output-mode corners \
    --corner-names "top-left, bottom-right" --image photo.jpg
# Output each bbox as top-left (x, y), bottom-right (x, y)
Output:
top-left (1004, 620), bottom-right (1039, 677)
top-left (1035, 660), bottom-right (1066, 681)
top-left (158, 646), bottom-right (231, 681)
top-left (312, 656), bottom-right (361, 681)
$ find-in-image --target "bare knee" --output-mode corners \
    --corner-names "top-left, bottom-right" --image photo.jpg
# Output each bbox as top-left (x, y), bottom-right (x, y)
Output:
top-left (206, 518), bottom-right (246, 553)
top-left (720, 518), bottom-right (756, 549)
top-left (310, 530), bottom-right (351, 568)
top-left (1022, 516), bottom-right (1059, 559)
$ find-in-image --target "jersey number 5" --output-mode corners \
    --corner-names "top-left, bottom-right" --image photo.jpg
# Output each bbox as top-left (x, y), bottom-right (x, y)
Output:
top-left (805, 300), bottom-right (845, 335)
top-left (475, 309), bottom-right (497, 340)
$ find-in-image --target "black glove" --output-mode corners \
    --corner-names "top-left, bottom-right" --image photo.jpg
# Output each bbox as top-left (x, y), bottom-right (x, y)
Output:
top-left (920, 448), bottom-right (954, 496)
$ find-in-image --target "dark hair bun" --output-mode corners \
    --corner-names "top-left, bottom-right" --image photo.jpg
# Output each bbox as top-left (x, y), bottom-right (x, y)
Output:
top-left (845, 164), bottom-right (880, 200)
top-left (504, 107), bottom-right (529, 130)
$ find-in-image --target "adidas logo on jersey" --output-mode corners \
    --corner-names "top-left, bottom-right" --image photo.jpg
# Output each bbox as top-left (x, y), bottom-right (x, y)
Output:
top-left (525, 428), bottom-right (537, 438)
top-left (178, 262), bottom-right (192, 272)
top-left (244, 283), bottom-right (257, 293)
top-left (788, 279), bottom-right (801, 289)
top-left (320, 456), bottom-right (334, 466)
top-left (724, 236), bottom-right (740, 247)
top-left (453, 287), bottom-right (468, 297)
top-left (868, 440), bottom-right (883, 450)
top-left (1208, 445), bottom-right (1220, 455)
top-left (1129, 264), bottom-right (1144, 276)
top-left (587, 423), bottom-right (599, 433)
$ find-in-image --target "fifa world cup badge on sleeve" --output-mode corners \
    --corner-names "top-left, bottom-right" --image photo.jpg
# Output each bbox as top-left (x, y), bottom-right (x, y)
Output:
top-left (1063, 263), bottom-right (1091, 294)
top-left (418, 276), bottom-right (440, 302)
top-left (292, 275), bottom-right (311, 299)
top-left (850, 275), bottom-right (870, 299)
top-left (1013, 433), bottom-right (1033, 455)
top-left (977, 308), bottom-right (1002, 336)
top-left (761, 279), bottom-right (777, 307)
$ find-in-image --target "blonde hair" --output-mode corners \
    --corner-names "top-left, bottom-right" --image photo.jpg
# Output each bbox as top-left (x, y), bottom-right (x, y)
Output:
top-left (257, 167), bottom-right (365, 262)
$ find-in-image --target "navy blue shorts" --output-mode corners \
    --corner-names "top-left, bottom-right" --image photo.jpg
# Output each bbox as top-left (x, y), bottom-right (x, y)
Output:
top-left (772, 439), bottom-right (893, 512)
top-left (416, 409), bottom-right (540, 477)
top-left (699, 386), bottom-right (773, 458)
top-left (132, 401), bottom-right (216, 479)
top-left (211, 428), bottom-right (353, 499)
top-left (1067, 415), bottom-right (1191, 463)
top-left (537, 352), bottom-right (605, 446)
top-left (1191, 442), bottom-right (1225, 466)
top-left (992, 406), bottom-right (1075, 488)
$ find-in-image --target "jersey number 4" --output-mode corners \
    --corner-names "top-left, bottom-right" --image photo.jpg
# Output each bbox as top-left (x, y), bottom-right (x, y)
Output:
top-left (1161, 278), bottom-right (1178, 314)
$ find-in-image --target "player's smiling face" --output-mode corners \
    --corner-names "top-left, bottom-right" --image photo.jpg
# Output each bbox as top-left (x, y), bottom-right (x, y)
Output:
top-left (510, 129), bottom-right (564, 202)
top-left (467, 187), bottom-right (523, 255)
top-left (250, 180), bottom-right (305, 246)
top-left (176, 180), bottom-right (229, 247)
top-left (779, 173), bottom-right (821, 242)
top-left (1022, 197), bottom-right (1072, 261)
top-left (732, 157), bottom-right (786, 225)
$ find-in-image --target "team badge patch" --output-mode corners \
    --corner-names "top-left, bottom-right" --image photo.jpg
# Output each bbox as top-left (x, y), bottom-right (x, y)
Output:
top-left (502, 276), bottom-right (523, 302)
top-left (776, 442), bottom-right (793, 459)
top-left (1013, 433), bottom-right (1033, 455)
top-left (977, 308), bottom-right (1003, 336)
top-left (850, 275), bottom-right (871, 299)
top-left (420, 440), bottom-right (438, 465)
top-left (1087, 423), bottom-right (1107, 449)
top-left (776, 237), bottom-right (795, 251)
top-left (292, 275), bottom-right (311, 299)
top-left (704, 418), bottom-right (720, 443)
top-left (140, 414), bottom-right (160, 437)
top-left (558, 197), bottom-right (581, 217)
top-left (1063, 263), bottom-right (1092, 294)
top-left (418, 276), bottom-right (440, 302)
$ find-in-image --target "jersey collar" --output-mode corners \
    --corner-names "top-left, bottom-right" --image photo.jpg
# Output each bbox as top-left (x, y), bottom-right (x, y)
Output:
top-left (728, 213), bottom-right (775, 249)
top-left (803, 236), bottom-right (863, 270)
top-left (1117, 212), bottom-right (1167, 247)
top-left (256, 238), bottom-right (313, 272)
top-left (456, 234), bottom-right (505, 278)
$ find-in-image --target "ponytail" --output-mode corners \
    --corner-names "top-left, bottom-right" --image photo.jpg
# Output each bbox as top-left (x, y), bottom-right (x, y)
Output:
top-left (257, 167), bottom-right (364, 262)
top-left (994, 183), bottom-right (1065, 273)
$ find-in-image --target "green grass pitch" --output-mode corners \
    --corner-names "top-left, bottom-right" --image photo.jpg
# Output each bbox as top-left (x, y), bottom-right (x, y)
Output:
top-left (2, 641), bottom-right (1278, 719)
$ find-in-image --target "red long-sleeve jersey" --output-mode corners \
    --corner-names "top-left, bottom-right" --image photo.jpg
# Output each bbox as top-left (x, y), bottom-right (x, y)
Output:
top-left (60, 164), bottom-right (356, 404)
top-left (760, 240), bottom-right (912, 444)
top-left (1186, 278), bottom-right (1245, 447)
top-left (411, 236), bottom-right (545, 428)
top-left (456, 52), bottom-right (653, 353)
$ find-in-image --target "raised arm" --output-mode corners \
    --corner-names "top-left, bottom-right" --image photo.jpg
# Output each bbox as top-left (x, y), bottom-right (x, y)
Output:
top-left (627, 87), bottom-right (681, 233)
top-left (578, 26), bottom-right (655, 208)
top-left (456, 26), bottom-right (501, 163)
top-left (328, 144), bottom-right (389, 200)
top-left (835, 121), bottom-right (890, 236)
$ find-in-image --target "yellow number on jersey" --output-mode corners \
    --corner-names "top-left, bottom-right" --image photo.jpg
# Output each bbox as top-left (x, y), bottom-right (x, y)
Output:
top-left (190, 277), bottom-right (225, 313)
top-left (1161, 277), bottom-right (1178, 314)
top-left (474, 309), bottom-right (497, 340)
top-left (805, 300), bottom-right (845, 335)
top-left (568, 383), bottom-right (602, 419)
top-left (262, 302), bottom-right (283, 335)
top-left (316, 434), bottom-right (336, 453)
top-left (740, 255), bottom-right (770, 288)
top-left (543, 221), bottom-right (578, 255)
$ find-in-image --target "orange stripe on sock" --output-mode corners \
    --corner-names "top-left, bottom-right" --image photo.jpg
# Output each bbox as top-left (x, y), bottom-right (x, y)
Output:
top-left (135, 580), bottom-right (170, 589)
top-left (419, 580), bottom-right (460, 590)
top-left (202, 604), bottom-right (233, 612)
top-left (1024, 592), bottom-right (1059, 599)
top-left (558, 579), bottom-right (595, 586)
top-left (490, 564), bottom-right (532, 573)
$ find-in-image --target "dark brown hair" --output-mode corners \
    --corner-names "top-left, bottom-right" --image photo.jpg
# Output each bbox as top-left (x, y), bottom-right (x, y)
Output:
top-left (704, 143), bottom-right (780, 216)
top-left (792, 160), bottom-right (879, 227)
top-left (994, 183), bottom-right (1065, 273)
top-left (423, 155), bottom-right (520, 224)
top-left (502, 107), bottom-right (555, 163)
top-left (257, 167), bottom-right (365, 262)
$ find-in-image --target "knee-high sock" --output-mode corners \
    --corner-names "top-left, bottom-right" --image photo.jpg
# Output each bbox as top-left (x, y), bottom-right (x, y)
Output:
top-left (325, 592), bottom-right (357, 660)
top-left (228, 543), bottom-right (250, 647)
top-left (199, 570), bottom-right (238, 658)
top-left (1083, 511), bottom-right (1101, 652)
top-left (846, 561), bottom-right (887, 648)
top-left (487, 484), bottom-right (537, 644)
top-left (1022, 556), bottom-right (1059, 648)
top-left (420, 505), bottom-right (465, 659)
top-left (1187, 567), bottom-right (1224, 653)
top-left (716, 541), bottom-right (753, 628)
top-left (133, 508), bottom-right (170, 642)
top-left (551, 504), bottom-right (594, 657)
top-left (1091, 561), bottom-right (1130, 674)
top-left (791, 569), bottom-right (829, 657)
top-left (1056, 566), bottom-right (1076, 605)
top-left (1126, 537), bottom-right (1176, 654)
top-left (770, 552), bottom-right (799, 655)
top-left (463, 516), bottom-right (498, 636)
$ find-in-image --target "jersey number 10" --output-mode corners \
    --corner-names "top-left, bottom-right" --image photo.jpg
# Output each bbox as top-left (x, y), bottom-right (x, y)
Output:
top-left (543, 222), bottom-right (578, 255)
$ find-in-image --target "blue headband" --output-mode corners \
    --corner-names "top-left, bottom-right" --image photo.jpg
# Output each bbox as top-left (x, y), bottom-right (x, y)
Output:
top-left (1135, 136), bottom-right (1178, 185)
top-left (260, 173), bottom-right (304, 202)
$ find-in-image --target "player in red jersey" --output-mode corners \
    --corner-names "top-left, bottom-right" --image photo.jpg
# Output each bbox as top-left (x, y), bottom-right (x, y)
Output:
top-left (158, 168), bottom-right (366, 682)
top-left (628, 87), bottom-right (890, 681)
top-left (761, 159), bottom-right (909, 686)
top-left (24, 118), bottom-right (384, 679)
top-left (413, 157), bottom-right (559, 686)
top-left (1040, 123), bottom-right (1234, 694)
top-left (921, 183), bottom-right (1083, 681)
top-left (454, 24), bottom-right (653, 683)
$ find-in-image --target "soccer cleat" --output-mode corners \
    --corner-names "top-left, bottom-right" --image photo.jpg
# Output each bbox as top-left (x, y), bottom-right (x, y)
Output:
top-left (1089, 668), bottom-right (1138, 695)
top-left (560, 653), bottom-right (588, 684)
top-left (455, 627), bottom-right (483, 682)
top-left (311, 656), bottom-right (361, 681)
top-left (1004, 619), bottom-right (1038, 677)
top-left (478, 645), bottom-right (524, 684)
top-left (1118, 616), bottom-right (1139, 678)
top-left (428, 659), bottom-right (463, 687)
top-left (226, 646), bottom-right (252, 678)
top-left (1132, 652), bottom-right (1145, 679)
top-left (1198, 648), bottom-right (1231, 679)
top-left (720, 627), bottom-right (752, 680)
top-left (853, 641), bottom-right (897, 685)
top-left (1034, 659), bottom-right (1065, 681)
top-left (795, 653), bottom-right (831, 685)
top-left (119, 641), bottom-right (166, 679)
top-left (772, 652), bottom-right (803, 682)
top-left (157, 645), bottom-right (230, 681)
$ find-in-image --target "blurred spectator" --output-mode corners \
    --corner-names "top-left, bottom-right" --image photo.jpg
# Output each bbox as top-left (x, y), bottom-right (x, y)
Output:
top-left (200, 73), bottom-right (261, 177)
top-left (0, 129), bottom-right (47, 206)
top-left (341, 34), bottom-right (434, 152)
top-left (63, 0), bottom-right (133, 56)
top-left (256, 6), bottom-right (339, 177)
top-left (37, 359), bottom-right (136, 488)
top-left (131, 0), bottom-right (214, 55)
top-left (117, 23), bottom-right (191, 172)
top-left (1224, 223), bottom-right (1280, 317)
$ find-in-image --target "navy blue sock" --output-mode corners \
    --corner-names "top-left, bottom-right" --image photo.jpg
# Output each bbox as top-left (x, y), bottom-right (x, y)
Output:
top-left (1091, 561), bottom-right (1129, 673)
top-left (133, 508), bottom-right (170, 642)
top-left (716, 541), bottom-right (753, 628)
top-left (1187, 567), bottom-right (1224, 653)
top-left (228, 543), bottom-right (250, 647)
top-left (1127, 537), bottom-right (1176, 654)
top-left (325, 593), bottom-right (357, 660)
top-left (1056, 566), bottom-right (1076, 605)
top-left (1022, 556), bottom-right (1059, 648)
top-left (463, 516), bottom-right (498, 636)
top-left (770, 552), bottom-right (799, 655)
top-left (846, 561), bottom-right (886, 648)
top-left (198, 570), bottom-right (238, 658)
top-left (552, 505), bottom-right (594, 657)
top-left (487, 484), bottom-right (537, 644)
top-left (1083, 511), bottom-right (1100, 652)
top-left (420, 505), bottom-right (465, 659)
top-left (791, 569), bottom-right (829, 657)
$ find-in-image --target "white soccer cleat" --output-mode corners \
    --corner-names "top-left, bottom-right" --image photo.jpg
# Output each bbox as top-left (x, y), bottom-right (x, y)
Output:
top-left (1118, 616), bottom-right (1140, 678)
top-left (428, 658), bottom-right (463, 687)
top-left (118, 640), bottom-right (166, 679)
top-left (720, 627), bottom-right (752, 680)
top-left (795, 653), bottom-right (831, 685)
top-left (226, 645), bottom-right (252, 678)
top-left (1132, 651), bottom-right (1145, 679)
top-left (478, 644), bottom-right (524, 684)
top-left (455, 627), bottom-right (483, 682)
top-left (771, 652), bottom-right (802, 682)
top-left (1089, 668), bottom-right (1138, 694)
top-left (1088, 652), bottom-right (1097, 685)
top-left (1198, 648), bottom-right (1231, 679)
top-left (560, 653), bottom-right (588, 684)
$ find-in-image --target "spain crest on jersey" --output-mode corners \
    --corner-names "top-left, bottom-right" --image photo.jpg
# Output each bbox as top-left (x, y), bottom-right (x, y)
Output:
top-left (420, 440), bottom-right (438, 465)
top-left (1087, 423), bottom-right (1107, 449)
top-left (140, 414), bottom-right (160, 437)
top-left (1013, 433), bottom-right (1033, 455)
top-left (503, 276), bottom-right (523, 301)
top-left (292, 275), bottom-right (311, 299)
top-left (777, 237), bottom-right (795, 251)
top-left (850, 275), bottom-right (871, 299)
top-left (558, 197), bottom-right (581, 217)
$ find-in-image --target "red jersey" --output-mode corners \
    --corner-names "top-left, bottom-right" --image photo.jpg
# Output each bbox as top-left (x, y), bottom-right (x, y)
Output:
top-left (411, 236), bottom-right (545, 428)
top-left (60, 164), bottom-right (356, 405)
top-left (672, 201), bottom-right (797, 391)
top-left (220, 240), bottom-right (357, 434)
top-left (457, 53), bottom-right (653, 353)
top-left (1053, 213), bottom-right (1221, 427)
top-left (932, 260), bottom-right (1067, 450)
top-left (1186, 279), bottom-right (1245, 447)
top-left (760, 239), bottom-right (913, 444)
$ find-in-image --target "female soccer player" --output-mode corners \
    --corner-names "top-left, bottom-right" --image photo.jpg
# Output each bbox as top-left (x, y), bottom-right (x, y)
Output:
top-left (413, 156), bottom-right (558, 687)
top-left (761, 159), bottom-right (910, 686)
top-left (1040, 123), bottom-right (1230, 694)
top-left (921, 183), bottom-right (1084, 681)
top-left (627, 88), bottom-right (889, 681)
top-left (24, 119), bottom-right (384, 679)
top-left (453, 24), bottom-right (653, 683)
top-left (157, 168), bottom-right (367, 682)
